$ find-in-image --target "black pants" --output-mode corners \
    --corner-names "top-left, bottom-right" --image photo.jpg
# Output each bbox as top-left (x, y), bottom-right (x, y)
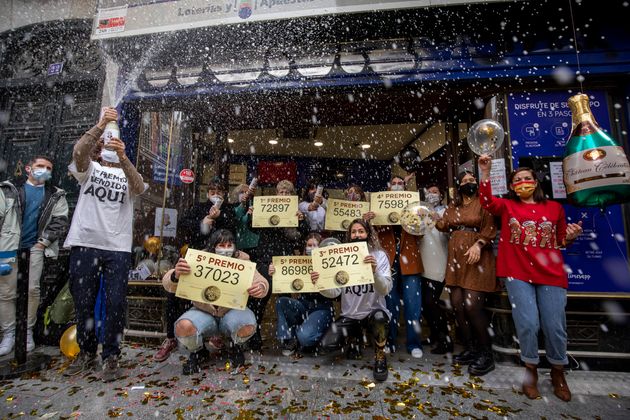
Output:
top-left (320, 309), bottom-right (389, 352)
top-left (165, 291), bottom-right (191, 339)
top-left (246, 261), bottom-right (272, 347)
top-left (421, 277), bottom-right (449, 342)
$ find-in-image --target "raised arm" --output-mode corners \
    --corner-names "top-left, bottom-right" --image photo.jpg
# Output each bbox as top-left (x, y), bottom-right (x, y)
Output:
top-left (478, 154), bottom-right (507, 216)
top-left (73, 107), bottom-right (117, 172)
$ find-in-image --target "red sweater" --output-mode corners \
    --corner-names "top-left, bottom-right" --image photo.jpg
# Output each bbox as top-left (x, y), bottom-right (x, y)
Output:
top-left (479, 180), bottom-right (568, 288)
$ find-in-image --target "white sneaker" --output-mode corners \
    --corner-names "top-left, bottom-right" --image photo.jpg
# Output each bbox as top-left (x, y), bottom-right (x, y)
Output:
top-left (383, 346), bottom-right (391, 354)
top-left (0, 331), bottom-right (15, 356)
top-left (411, 348), bottom-right (423, 359)
top-left (26, 329), bottom-right (35, 352)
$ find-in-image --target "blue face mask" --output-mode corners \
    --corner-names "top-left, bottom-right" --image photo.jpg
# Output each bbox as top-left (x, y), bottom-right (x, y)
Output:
top-left (32, 168), bottom-right (52, 182)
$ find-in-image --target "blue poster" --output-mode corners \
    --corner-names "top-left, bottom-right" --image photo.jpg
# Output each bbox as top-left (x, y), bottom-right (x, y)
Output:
top-left (507, 90), bottom-right (630, 293)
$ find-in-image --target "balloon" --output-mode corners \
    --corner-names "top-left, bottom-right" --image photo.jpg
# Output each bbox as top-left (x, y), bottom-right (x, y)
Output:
top-left (467, 119), bottom-right (505, 155)
top-left (180, 244), bottom-right (189, 257)
top-left (397, 146), bottom-right (422, 172)
top-left (400, 201), bottom-right (436, 236)
top-left (60, 324), bottom-right (80, 358)
top-left (143, 236), bottom-right (161, 255)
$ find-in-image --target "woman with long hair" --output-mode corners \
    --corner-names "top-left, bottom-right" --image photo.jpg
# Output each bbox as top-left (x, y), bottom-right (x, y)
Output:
top-left (435, 171), bottom-right (497, 376)
top-left (478, 155), bottom-right (582, 401)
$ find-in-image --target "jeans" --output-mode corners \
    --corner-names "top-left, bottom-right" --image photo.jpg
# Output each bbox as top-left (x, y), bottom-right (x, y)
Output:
top-left (320, 310), bottom-right (389, 352)
top-left (505, 277), bottom-right (568, 365)
top-left (69, 246), bottom-right (130, 360)
top-left (0, 246), bottom-right (45, 332)
top-left (175, 307), bottom-right (257, 352)
top-left (385, 264), bottom-right (422, 352)
top-left (275, 296), bottom-right (334, 348)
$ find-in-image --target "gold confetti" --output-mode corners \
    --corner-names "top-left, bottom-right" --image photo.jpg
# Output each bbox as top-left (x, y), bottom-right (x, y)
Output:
top-left (609, 393), bottom-right (619, 399)
top-left (243, 376), bottom-right (250, 384)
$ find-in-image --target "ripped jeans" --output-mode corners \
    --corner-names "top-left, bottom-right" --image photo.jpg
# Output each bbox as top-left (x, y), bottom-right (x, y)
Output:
top-left (175, 307), bottom-right (257, 352)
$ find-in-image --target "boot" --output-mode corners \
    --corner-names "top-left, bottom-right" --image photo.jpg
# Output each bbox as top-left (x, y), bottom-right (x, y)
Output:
top-left (468, 349), bottom-right (495, 376)
top-left (551, 366), bottom-right (572, 402)
top-left (522, 364), bottom-right (540, 399)
top-left (226, 344), bottom-right (245, 370)
top-left (182, 348), bottom-right (210, 375)
top-left (0, 329), bottom-right (15, 357)
top-left (453, 346), bottom-right (477, 365)
top-left (373, 346), bottom-right (388, 382)
top-left (431, 335), bottom-right (454, 355)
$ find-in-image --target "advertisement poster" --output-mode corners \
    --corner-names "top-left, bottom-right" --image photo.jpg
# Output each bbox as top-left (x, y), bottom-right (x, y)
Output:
top-left (154, 208), bottom-right (178, 237)
top-left (507, 90), bottom-right (630, 293)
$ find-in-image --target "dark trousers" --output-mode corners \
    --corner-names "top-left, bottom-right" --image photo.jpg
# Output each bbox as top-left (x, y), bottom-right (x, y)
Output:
top-left (69, 246), bottom-right (130, 360)
top-left (421, 277), bottom-right (449, 342)
top-left (165, 290), bottom-right (191, 339)
top-left (320, 309), bottom-right (389, 352)
top-left (246, 261), bottom-right (272, 346)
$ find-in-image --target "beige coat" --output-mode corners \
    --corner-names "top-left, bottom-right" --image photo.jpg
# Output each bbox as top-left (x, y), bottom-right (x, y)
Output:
top-left (162, 250), bottom-right (268, 317)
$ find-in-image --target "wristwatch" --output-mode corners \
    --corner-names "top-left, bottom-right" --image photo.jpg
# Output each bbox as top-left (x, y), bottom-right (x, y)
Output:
top-left (170, 271), bottom-right (179, 283)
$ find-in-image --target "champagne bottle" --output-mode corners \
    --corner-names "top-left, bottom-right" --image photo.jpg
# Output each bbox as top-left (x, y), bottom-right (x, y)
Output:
top-left (562, 94), bottom-right (630, 207)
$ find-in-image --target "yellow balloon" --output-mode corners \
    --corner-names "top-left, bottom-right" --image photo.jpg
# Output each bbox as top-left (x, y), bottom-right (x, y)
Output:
top-left (60, 324), bottom-right (80, 358)
top-left (144, 236), bottom-right (162, 255)
top-left (180, 244), bottom-right (189, 257)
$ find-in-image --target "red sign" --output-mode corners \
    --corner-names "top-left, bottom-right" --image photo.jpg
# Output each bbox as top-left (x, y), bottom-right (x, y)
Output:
top-left (179, 169), bottom-right (195, 184)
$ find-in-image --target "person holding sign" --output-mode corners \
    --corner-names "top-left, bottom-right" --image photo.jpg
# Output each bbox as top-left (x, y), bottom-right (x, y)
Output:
top-left (271, 233), bottom-right (335, 356)
top-left (314, 219), bottom-right (392, 382)
top-left (478, 155), bottom-right (582, 401)
top-left (435, 171), bottom-right (497, 377)
top-left (376, 176), bottom-right (424, 357)
top-left (248, 180), bottom-right (308, 350)
top-left (162, 230), bottom-right (268, 374)
top-left (298, 182), bottom-right (327, 233)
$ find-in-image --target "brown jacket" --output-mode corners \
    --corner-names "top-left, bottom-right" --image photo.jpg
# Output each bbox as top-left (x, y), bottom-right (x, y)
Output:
top-left (162, 250), bottom-right (268, 317)
top-left (377, 226), bottom-right (424, 275)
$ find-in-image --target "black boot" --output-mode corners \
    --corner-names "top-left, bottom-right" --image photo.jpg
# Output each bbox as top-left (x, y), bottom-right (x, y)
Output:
top-left (226, 344), bottom-right (245, 370)
top-left (431, 335), bottom-right (454, 355)
top-left (373, 346), bottom-right (388, 382)
top-left (453, 347), bottom-right (477, 365)
top-left (182, 348), bottom-right (210, 375)
top-left (468, 349), bottom-right (495, 376)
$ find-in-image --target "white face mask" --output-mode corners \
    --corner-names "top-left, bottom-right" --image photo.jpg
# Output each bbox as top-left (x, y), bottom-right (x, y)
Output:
top-left (31, 168), bottom-right (52, 183)
top-left (209, 195), bottom-right (223, 205)
top-left (426, 192), bottom-right (441, 206)
top-left (215, 247), bottom-right (235, 257)
top-left (305, 246), bottom-right (315, 256)
top-left (390, 184), bottom-right (405, 192)
top-left (100, 149), bottom-right (120, 163)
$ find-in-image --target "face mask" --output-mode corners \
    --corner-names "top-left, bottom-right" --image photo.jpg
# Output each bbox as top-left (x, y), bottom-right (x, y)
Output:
top-left (459, 183), bottom-right (478, 197)
top-left (209, 195), bottom-right (222, 205)
top-left (215, 247), bottom-right (235, 257)
top-left (425, 192), bottom-right (441, 206)
top-left (390, 184), bottom-right (405, 192)
top-left (347, 192), bottom-right (360, 201)
top-left (350, 237), bottom-right (365, 243)
top-left (513, 180), bottom-right (537, 199)
top-left (101, 149), bottom-right (120, 163)
top-left (305, 246), bottom-right (316, 256)
top-left (32, 168), bottom-right (52, 183)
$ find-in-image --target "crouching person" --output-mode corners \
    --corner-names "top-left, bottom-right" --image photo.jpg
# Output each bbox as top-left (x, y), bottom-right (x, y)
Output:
top-left (162, 230), bottom-right (268, 374)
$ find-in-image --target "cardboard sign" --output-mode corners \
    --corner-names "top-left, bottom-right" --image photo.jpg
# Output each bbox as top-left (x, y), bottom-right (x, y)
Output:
top-left (369, 191), bottom-right (420, 225)
top-left (176, 249), bottom-right (255, 310)
top-left (252, 195), bottom-right (298, 228)
top-left (311, 242), bottom-right (373, 290)
top-left (271, 256), bottom-right (318, 293)
top-left (325, 199), bottom-right (370, 231)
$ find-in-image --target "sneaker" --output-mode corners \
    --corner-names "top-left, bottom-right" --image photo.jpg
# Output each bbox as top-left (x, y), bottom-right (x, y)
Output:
top-left (468, 350), bottom-right (495, 376)
top-left (373, 347), bottom-right (388, 382)
top-left (154, 338), bottom-right (178, 362)
top-left (182, 348), bottom-right (210, 375)
top-left (26, 329), bottom-right (35, 353)
top-left (64, 352), bottom-right (97, 377)
top-left (0, 330), bottom-right (15, 357)
top-left (281, 338), bottom-right (298, 356)
top-left (410, 348), bottom-right (423, 359)
top-left (102, 356), bottom-right (124, 383)
top-left (453, 348), bottom-right (477, 365)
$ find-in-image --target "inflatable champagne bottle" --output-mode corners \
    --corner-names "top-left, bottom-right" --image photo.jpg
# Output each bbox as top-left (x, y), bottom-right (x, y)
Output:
top-left (563, 94), bottom-right (630, 207)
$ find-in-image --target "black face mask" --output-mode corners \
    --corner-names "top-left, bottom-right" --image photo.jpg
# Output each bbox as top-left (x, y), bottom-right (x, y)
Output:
top-left (459, 183), bottom-right (478, 197)
top-left (350, 237), bottom-right (365, 243)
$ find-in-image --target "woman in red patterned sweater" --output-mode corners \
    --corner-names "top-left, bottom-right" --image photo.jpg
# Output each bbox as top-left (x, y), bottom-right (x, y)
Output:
top-left (478, 154), bottom-right (583, 402)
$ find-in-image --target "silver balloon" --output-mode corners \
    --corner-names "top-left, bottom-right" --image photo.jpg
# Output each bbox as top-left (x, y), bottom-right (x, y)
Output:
top-left (467, 119), bottom-right (505, 155)
top-left (400, 201), bottom-right (436, 236)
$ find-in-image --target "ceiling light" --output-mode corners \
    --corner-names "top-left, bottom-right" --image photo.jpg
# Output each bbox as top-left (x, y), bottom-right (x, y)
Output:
top-left (361, 144), bottom-right (371, 149)
top-left (314, 141), bottom-right (323, 147)
top-left (269, 139), bottom-right (278, 145)
top-left (227, 138), bottom-right (234, 143)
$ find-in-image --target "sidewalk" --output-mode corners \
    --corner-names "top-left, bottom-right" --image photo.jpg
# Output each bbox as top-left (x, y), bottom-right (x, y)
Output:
top-left (2, 344), bottom-right (629, 419)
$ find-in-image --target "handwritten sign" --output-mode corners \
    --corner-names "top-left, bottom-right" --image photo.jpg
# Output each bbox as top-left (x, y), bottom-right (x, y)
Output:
top-left (325, 199), bottom-right (370, 231)
top-left (311, 242), bottom-right (373, 290)
top-left (252, 195), bottom-right (298, 228)
top-left (272, 256), bottom-right (318, 293)
top-left (176, 248), bottom-right (255, 310)
top-left (369, 191), bottom-right (420, 225)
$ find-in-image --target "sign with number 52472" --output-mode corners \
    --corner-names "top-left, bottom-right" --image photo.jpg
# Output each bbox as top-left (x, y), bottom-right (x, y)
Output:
top-left (311, 241), bottom-right (374, 291)
top-left (176, 248), bottom-right (255, 310)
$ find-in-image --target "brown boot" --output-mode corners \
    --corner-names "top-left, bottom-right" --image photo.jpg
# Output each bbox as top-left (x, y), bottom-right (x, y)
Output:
top-left (550, 366), bottom-right (572, 402)
top-left (522, 364), bottom-right (540, 399)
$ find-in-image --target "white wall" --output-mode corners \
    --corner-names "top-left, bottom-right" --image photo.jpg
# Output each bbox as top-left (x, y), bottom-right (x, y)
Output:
top-left (0, 0), bottom-right (95, 33)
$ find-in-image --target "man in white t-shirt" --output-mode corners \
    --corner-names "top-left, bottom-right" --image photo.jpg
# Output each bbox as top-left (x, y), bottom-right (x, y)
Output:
top-left (62, 107), bottom-right (146, 382)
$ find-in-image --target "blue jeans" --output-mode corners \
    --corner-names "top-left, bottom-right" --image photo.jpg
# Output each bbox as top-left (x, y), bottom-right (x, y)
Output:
top-left (69, 246), bottom-right (130, 360)
top-left (275, 296), bottom-right (333, 348)
top-left (175, 307), bottom-right (257, 352)
top-left (385, 267), bottom-right (422, 352)
top-left (505, 278), bottom-right (568, 365)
